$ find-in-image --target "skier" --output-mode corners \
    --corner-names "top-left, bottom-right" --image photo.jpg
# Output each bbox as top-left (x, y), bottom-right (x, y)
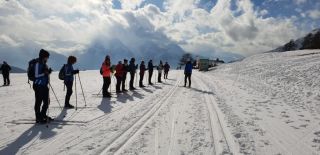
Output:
top-left (157, 61), bottom-right (164, 83)
top-left (139, 61), bottom-right (146, 87)
top-left (163, 62), bottom-right (170, 79)
top-left (122, 59), bottom-right (129, 92)
top-left (33, 49), bottom-right (53, 123)
top-left (0, 61), bottom-right (11, 86)
top-left (128, 58), bottom-right (138, 90)
top-left (115, 61), bottom-right (124, 93)
top-left (64, 56), bottom-right (79, 108)
top-left (184, 60), bottom-right (193, 87)
top-left (101, 55), bottom-right (112, 98)
top-left (148, 60), bottom-right (154, 85)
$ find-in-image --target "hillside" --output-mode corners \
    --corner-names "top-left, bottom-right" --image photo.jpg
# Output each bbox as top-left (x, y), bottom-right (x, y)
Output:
top-left (270, 28), bottom-right (320, 52)
top-left (0, 64), bottom-right (26, 73)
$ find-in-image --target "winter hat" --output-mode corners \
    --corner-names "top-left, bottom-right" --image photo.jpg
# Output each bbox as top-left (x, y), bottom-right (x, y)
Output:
top-left (124, 59), bottom-right (128, 62)
top-left (130, 58), bottom-right (135, 62)
top-left (39, 49), bottom-right (50, 59)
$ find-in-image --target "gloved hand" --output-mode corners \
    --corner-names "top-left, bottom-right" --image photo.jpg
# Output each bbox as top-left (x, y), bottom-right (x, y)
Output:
top-left (73, 69), bottom-right (80, 74)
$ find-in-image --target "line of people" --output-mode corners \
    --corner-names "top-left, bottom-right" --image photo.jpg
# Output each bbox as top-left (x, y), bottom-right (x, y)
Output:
top-left (27, 49), bottom-right (173, 123)
top-left (100, 56), bottom-right (171, 98)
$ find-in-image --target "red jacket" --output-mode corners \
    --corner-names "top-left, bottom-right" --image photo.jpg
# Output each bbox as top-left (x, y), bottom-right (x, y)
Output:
top-left (115, 64), bottom-right (124, 77)
top-left (101, 62), bottom-right (111, 77)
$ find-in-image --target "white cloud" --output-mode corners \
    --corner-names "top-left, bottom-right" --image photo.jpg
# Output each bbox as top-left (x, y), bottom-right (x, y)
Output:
top-left (294, 0), bottom-right (307, 5)
top-left (0, 0), bottom-right (310, 58)
top-left (308, 9), bottom-right (320, 19)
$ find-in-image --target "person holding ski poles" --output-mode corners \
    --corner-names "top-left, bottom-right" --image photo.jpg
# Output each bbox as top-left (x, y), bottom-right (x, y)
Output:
top-left (184, 60), bottom-right (193, 88)
top-left (148, 60), bottom-right (154, 85)
top-left (139, 60), bottom-right (146, 87)
top-left (115, 61), bottom-right (124, 93)
top-left (157, 60), bottom-right (164, 83)
top-left (33, 49), bottom-right (53, 123)
top-left (0, 61), bottom-right (11, 86)
top-left (163, 62), bottom-right (170, 79)
top-left (122, 59), bottom-right (129, 92)
top-left (129, 58), bottom-right (138, 90)
top-left (63, 56), bottom-right (79, 109)
top-left (101, 55), bottom-right (112, 98)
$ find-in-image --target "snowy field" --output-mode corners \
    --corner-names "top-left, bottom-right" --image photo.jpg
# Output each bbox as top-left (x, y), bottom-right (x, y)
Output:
top-left (1, 50), bottom-right (320, 155)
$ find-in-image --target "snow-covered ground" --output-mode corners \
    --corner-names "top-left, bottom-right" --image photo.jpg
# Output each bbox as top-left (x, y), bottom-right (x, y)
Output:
top-left (1, 50), bottom-right (320, 155)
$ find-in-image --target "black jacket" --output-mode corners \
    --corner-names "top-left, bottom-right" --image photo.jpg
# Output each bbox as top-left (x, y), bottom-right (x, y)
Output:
top-left (148, 61), bottom-right (154, 72)
top-left (0, 64), bottom-right (11, 75)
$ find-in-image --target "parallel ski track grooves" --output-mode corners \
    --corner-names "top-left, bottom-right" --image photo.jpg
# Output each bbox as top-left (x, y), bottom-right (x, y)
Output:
top-left (25, 81), bottom-right (175, 154)
top-left (195, 73), bottom-right (235, 155)
top-left (99, 79), bottom-right (181, 155)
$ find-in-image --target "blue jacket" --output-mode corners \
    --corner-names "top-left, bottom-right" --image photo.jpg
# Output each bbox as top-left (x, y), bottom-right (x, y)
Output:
top-left (34, 61), bottom-right (49, 86)
top-left (64, 64), bottom-right (74, 84)
top-left (184, 63), bottom-right (193, 74)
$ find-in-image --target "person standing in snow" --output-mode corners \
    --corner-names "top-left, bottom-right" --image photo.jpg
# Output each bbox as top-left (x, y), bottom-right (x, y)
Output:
top-left (163, 62), bottom-right (170, 79)
top-left (33, 49), bottom-right (53, 123)
top-left (64, 56), bottom-right (79, 108)
top-left (139, 61), bottom-right (146, 87)
top-left (184, 60), bottom-right (193, 87)
top-left (122, 59), bottom-right (129, 92)
top-left (101, 55), bottom-right (112, 98)
top-left (157, 61), bottom-right (164, 83)
top-left (148, 60), bottom-right (154, 85)
top-left (128, 58), bottom-right (138, 90)
top-left (115, 61), bottom-right (124, 93)
top-left (0, 61), bottom-right (11, 86)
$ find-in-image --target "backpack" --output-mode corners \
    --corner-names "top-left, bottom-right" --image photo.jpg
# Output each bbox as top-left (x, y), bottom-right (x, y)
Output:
top-left (58, 64), bottom-right (66, 80)
top-left (27, 59), bottom-right (38, 82)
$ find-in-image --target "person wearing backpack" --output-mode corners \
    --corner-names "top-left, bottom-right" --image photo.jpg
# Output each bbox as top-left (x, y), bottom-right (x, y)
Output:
top-left (115, 61), bottom-right (124, 93)
top-left (122, 59), bottom-right (129, 92)
top-left (157, 60), bottom-right (164, 83)
top-left (63, 56), bottom-right (79, 108)
top-left (32, 49), bottom-right (53, 123)
top-left (0, 61), bottom-right (11, 86)
top-left (139, 60), bottom-right (146, 87)
top-left (101, 55), bottom-right (112, 98)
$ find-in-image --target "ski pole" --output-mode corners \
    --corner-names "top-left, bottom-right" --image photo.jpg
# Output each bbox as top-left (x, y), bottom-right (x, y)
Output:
top-left (135, 72), bottom-right (137, 87)
top-left (97, 88), bottom-right (102, 96)
top-left (47, 93), bottom-right (50, 128)
top-left (49, 83), bottom-right (63, 111)
top-left (77, 73), bottom-right (87, 107)
top-left (74, 75), bottom-right (78, 110)
top-left (109, 75), bottom-right (112, 93)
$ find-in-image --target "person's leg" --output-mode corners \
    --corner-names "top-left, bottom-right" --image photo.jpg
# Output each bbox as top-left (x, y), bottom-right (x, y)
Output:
top-left (7, 74), bottom-right (10, 85)
top-left (188, 73), bottom-right (192, 87)
top-left (2, 74), bottom-right (6, 85)
top-left (103, 77), bottom-right (108, 96)
top-left (184, 74), bottom-right (187, 87)
top-left (149, 71), bottom-right (153, 84)
top-left (106, 77), bottom-right (111, 94)
top-left (130, 73), bottom-right (134, 89)
top-left (116, 76), bottom-right (121, 92)
top-left (33, 85), bottom-right (42, 121)
top-left (40, 86), bottom-right (49, 119)
top-left (65, 82), bottom-right (73, 106)
top-left (122, 74), bottom-right (126, 91)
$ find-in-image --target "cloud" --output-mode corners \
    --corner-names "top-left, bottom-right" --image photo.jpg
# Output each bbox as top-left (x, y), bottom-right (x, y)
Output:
top-left (0, 0), bottom-right (315, 62)
top-left (308, 9), bottom-right (320, 19)
top-left (294, 0), bottom-right (307, 5)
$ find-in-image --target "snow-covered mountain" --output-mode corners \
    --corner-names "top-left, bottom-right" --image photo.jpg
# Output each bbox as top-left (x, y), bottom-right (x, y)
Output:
top-left (77, 38), bottom-right (186, 70)
top-left (270, 28), bottom-right (320, 52)
top-left (0, 64), bottom-right (26, 73)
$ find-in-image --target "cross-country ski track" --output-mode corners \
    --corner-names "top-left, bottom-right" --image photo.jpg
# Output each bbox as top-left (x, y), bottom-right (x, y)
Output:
top-left (1, 50), bottom-right (320, 155)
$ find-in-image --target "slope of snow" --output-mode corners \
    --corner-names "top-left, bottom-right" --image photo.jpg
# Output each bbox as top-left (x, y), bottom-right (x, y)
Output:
top-left (0, 50), bottom-right (320, 155)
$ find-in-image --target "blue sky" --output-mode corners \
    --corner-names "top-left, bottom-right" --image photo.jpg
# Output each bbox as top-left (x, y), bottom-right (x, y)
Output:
top-left (0, 0), bottom-right (319, 59)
